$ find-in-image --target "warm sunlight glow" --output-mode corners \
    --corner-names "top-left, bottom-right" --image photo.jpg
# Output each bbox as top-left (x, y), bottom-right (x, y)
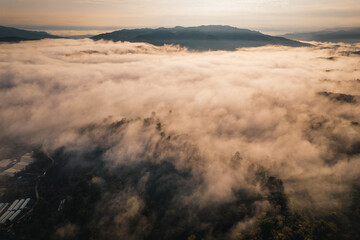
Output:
top-left (1, 0), bottom-right (360, 32)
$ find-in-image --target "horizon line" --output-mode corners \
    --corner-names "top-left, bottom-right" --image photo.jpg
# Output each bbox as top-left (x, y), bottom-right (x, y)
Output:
top-left (2, 24), bottom-right (360, 36)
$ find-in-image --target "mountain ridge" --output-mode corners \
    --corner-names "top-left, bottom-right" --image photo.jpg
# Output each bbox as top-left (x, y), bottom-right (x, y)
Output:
top-left (280, 27), bottom-right (360, 43)
top-left (91, 25), bottom-right (310, 50)
top-left (0, 25), bottom-right (311, 50)
top-left (0, 26), bottom-right (60, 41)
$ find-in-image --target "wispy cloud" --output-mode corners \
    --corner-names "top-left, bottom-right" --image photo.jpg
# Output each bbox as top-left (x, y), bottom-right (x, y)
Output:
top-left (0, 40), bottom-right (359, 216)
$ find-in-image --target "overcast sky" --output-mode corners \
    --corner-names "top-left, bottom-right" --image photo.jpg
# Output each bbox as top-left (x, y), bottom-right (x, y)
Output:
top-left (1, 0), bottom-right (359, 33)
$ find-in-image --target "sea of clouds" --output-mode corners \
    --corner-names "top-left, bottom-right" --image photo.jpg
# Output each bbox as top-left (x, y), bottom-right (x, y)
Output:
top-left (0, 39), bottom-right (359, 238)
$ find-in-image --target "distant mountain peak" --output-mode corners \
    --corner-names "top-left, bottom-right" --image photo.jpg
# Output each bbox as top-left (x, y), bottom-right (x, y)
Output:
top-left (0, 25), bottom-right (60, 42)
top-left (280, 27), bottom-right (360, 43)
top-left (92, 25), bottom-right (309, 51)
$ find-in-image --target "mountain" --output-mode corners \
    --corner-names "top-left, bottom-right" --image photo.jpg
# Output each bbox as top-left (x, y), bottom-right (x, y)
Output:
top-left (0, 26), bottom-right (60, 42)
top-left (92, 25), bottom-right (310, 50)
top-left (281, 27), bottom-right (360, 43)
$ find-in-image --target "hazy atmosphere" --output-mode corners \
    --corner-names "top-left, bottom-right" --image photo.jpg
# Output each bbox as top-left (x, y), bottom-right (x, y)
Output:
top-left (1, 0), bottom-right (360, 34)
top-left (0, 39), bottom-right (360, 239)
top-left (1, 39), bottom-right (360, 210)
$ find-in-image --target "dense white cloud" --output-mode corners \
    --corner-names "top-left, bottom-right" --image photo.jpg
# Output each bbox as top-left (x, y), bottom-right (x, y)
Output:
top-left (0, 39), bottom-right (359, 216)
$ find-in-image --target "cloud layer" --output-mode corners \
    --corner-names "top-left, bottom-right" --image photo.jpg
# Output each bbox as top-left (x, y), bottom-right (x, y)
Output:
top-left (0, 39), bottom-right (360, 238)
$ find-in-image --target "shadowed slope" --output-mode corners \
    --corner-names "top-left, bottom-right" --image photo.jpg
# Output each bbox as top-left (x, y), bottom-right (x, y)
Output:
top-left (0, 26), bottom-right (60, 42)
top-left (281, 27), bottom-right (360, 43)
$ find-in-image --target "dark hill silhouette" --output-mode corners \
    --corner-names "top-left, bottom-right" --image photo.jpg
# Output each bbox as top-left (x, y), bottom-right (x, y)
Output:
top-left (0, 36), bottom-right (39, 43)
top-left (0, 26), bottom-right (60, 42)
top-left (281, 27), bottom-right (360, 43)
top-left (92, 25), bottom-right (310, 50)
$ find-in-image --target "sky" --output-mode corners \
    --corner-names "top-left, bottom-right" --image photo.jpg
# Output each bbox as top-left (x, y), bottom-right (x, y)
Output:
top-left (0, 0), bottom-right (360, 34)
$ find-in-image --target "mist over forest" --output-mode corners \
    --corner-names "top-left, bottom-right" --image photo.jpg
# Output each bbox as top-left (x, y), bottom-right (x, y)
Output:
top-left (0, 39), bottom-right (359, 239)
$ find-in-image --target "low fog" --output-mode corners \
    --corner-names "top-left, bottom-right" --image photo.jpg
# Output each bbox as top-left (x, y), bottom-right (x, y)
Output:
top-left (0, 39), bottom-right (359, 239)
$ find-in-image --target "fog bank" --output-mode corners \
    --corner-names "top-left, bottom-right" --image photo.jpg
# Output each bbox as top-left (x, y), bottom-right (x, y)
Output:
top-left (0, 39), bottom-right (359, 238)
